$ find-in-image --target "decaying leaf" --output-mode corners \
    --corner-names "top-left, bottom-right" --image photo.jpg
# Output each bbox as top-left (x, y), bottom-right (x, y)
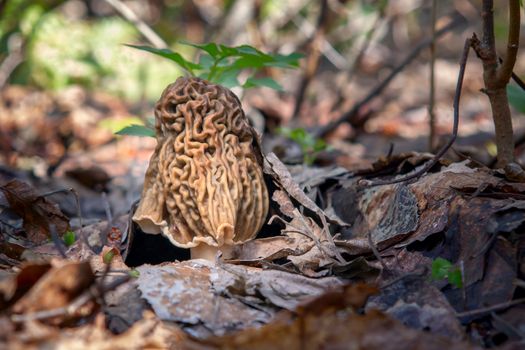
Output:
top-left (0, 180), bottom-right (70, 243)
top-left (0, 263), bottom-right (51, 311)
top-left (12, 260), bottom-right (96, 325)
top-left (135, 260), bottom-right (343, 337)
top-left (185, 282), bottom-right (481, 350)
top-left (4, 312), bottom-right (185, 350)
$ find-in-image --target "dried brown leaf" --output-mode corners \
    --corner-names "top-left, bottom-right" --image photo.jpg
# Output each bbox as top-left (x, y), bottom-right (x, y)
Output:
top-left (0, 180), bottom-right (69, 243)
top-left (12, 260), bottom-right (95, 325)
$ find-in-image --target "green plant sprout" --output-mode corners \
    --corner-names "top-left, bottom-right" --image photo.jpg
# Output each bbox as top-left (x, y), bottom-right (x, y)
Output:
top-left (431, 257), bottom-right (463, 289)
top-left (62, 230), bottom-right (76, 247)
top-left (117, 42), bottom-right (302, 137)
top-left (278, 127), bottom-right (330, 165)
top-left (128, 269), bottom-right (140, 278)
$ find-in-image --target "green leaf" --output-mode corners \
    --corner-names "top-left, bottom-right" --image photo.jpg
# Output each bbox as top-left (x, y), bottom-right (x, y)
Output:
top-left (198, 53), bottom-right (215, 71)
top-left (125, 44), bottom-right (201, 74)
top-left (63, 230), bottom-right (76, 247)
top-left (219, 44), bottom-right (242, 57)
top-left (431, 257), bottom-right (453, 281)
top-left (230, 54), bottom-right (268, 70)
top-left (243, 77), bottom-right (283, 91)
top-left (182, 42), bottom-right (221, 58)
top-left (128, 269), bottom-right (140, 278)
top-left (507, 84), bottom-right (525, 114)
top-left (289, 128), bottom-right (308, 143)
top-left (235, 45), bottom-right (263, 56)
top-left (99, 116), bottom-right (144, 133)
top-left (265, 53), bottom-right (304, 68)
top-left (313, 138), bottom-right (328, 152)
top-left (448, 268), bottom-right (463, 289)
top-left (215, 69), bottom-right (241, 88)
top-left (103, 249), bottom-right (116, 264)
top-left (116, 124), bottom-right (156, 137)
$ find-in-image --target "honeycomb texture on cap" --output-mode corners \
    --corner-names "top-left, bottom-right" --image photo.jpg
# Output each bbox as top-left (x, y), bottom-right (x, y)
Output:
top-left (133, 77), bottom-right (269, 248)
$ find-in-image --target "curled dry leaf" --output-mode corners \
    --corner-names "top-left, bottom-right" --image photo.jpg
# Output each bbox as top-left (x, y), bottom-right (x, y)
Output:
top-left (5, 312), bottom-right (185, 350)
top-left (133, 77), bottom-right (268, 254)
top-left (0, 180), bottom-right (70, 243)
top-left (0, 263), bottom-right (51, 311)
top-left (12, 260), bottom-right (95, 325)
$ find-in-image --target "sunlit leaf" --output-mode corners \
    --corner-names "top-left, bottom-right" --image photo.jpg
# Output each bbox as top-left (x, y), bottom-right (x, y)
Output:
top-left (243, 77), bottom-right (283, 91)
top-left (98, 116), bottom-right (143, 133)
top-left (125, 44), bottom-right (201, 74)
top-left (103, 249), bottom-right (116, 264)
top-left (198, 53), bottom-right (214, 70)
top-left (215, 69), bottom-right (241, 88)
top-left (265, 53), bottom-right (304, 68)
top-left (313, 139), bottom-right (328, 152)
top-left (431, 257), bottom-right (453, 281)
top-left (448, 268), bottom-right (463, 289)
top-left (129, 269), bottom-right (140, 278)
top-left (116, 124), bottom-right (156, 137)
top-left (235, 45), bottom-right (263, 56)
top-left (63, 230), bottom-right (76, 247)
top-left (182, 41), bottom-right (221, 58)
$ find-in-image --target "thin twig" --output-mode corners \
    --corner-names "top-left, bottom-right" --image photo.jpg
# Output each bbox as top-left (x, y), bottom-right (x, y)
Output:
top-left (456, 297), bottom-right (525, 319)
top-left (0, 49), bottom-right (22, 88)
top-left (379, 267), bottom-right (427, 289)
top-left (40, 187), bottom-right (83, 231)
top-left (511, 71), bottom-right (525, 90)
top-left (291, 10), bottom-right (347, 70)
top-left (360, 38), bottom-right (471, 187)
top-left (428, 0), bottom-right (437, 151)
top-left (292, 0), bottom-right (330, 119)
top-left (367, 230), bottom-right (387, 271)
top-left (316, 18), bottom-right (462, 137)
top-left (103, 0), bottom-right (166, 48)
top-left (330, 8), bottom-right (386, 112)
top-left (497, 0), bottom-right (520, 85)
top-left (49, 224), bottom-right (67, 259)
top-left (499, 56), bottom-right (525, 90)
top-left (11, 276), bottom-right (130, 323)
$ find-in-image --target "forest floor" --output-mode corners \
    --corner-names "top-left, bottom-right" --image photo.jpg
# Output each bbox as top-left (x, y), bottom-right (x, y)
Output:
top-left (1, 21), bottom-right (525, 349)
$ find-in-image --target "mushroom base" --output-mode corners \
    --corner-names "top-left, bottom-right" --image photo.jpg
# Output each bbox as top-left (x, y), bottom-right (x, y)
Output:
top-left (190, 244), bottom-right (234, 261)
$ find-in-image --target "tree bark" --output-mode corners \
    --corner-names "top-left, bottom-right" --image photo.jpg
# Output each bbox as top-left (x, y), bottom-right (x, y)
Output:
top-left (474, 0), bottom-right (520, 168)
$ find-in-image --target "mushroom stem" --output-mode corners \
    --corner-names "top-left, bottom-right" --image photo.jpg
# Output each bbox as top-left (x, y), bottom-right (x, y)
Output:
top-left (190, 243), bottom-right (234, 261)
top-left (190, 244), bottom-right (219, 260)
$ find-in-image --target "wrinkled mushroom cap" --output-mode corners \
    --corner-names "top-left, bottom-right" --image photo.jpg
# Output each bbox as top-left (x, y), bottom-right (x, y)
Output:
top-left (133, 77), bottom-right (269, 248)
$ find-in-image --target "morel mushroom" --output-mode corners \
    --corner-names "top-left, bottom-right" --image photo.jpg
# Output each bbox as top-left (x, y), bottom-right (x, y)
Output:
top-left (133, 77), bottom-right (269, 260)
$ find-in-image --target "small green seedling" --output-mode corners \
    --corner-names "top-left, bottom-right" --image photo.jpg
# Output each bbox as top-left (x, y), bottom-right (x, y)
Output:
top-left (127, 42), bottom-right (301, 90)
top-left (128, 269), bottom-right (140, 278)
top-left (117, 42), bottom-right (302, 137)
top-left (63, 230), bottom-right (76, 247)
top-left (278, 127), bottom-right (329, 165)
top-left (103, 249), bottom-right (117, 265)
top-left (431, 257), bottom-right (463, 289)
